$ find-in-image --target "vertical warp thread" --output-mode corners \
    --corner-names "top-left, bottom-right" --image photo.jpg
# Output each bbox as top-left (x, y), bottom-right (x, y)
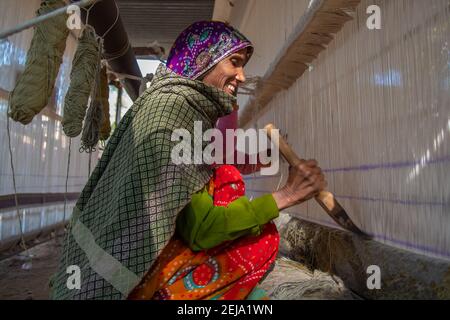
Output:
top-left (6, 95), bottom-right (28, 254)
top-left (241, 0), bottom-right (450, 258)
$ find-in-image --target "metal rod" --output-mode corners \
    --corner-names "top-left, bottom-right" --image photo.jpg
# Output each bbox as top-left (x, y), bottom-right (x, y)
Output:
top-left (0, 0), bottom-right (98, 40)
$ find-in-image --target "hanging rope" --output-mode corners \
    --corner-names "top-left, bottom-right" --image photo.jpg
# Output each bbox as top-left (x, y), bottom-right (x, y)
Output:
top-left (98, 0), bottom-right (120, 39)
top-left (8, 0), bottom-right (69, 125)
top-left (103, 41), bottom-right (131, 62)
top-left (98, 66), bottom-right (112, 141)
top-left (101, 0), bottom-right (130, 61)
top-left (112, 71), bottom-right (154, 96)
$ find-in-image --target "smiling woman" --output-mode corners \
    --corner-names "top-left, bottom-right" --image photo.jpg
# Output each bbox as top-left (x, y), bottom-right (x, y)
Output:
top-left (202, 48), bottom-right (248, 97)
top-left (165, 21), bottom-right (253, 81)
top-left (51, 20), bottom-right (326, 300)
top-left (126, 21), bottom-right (284, 301)
top-left (126, 21), bottom-right (325, 301)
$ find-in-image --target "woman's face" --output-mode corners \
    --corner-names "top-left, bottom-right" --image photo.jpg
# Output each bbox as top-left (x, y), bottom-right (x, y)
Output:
top-left (201, 48), bottom-right (248, 97)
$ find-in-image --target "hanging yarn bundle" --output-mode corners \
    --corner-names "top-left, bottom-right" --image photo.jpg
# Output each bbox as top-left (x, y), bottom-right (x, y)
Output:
top-left (80, 89), bottom-right (103, 152)
top-left (80, 62), bottom-right (103, 153)
top-left (98, 66), bottom-right (112, 141)
top-left (62, 26), bottom-right (101, 138)
top-left (8, 0), bottom-right (69, 125)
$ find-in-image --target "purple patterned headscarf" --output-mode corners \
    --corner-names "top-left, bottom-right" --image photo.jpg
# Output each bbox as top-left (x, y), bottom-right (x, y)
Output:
top-left (166, 21), bottom-right (254, 80)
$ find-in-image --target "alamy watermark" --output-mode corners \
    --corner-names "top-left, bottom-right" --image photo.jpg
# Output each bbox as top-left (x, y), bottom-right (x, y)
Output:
top-left (367, 265), bottom-right (381, 290)
top-left (171, 121), bottom-right (280, 176)
top-left (367, 5), bottom-right (382, 30)
top-left (66, 5), bottom-right (82, 30)
top-left (66, 265), bottom-right (81, 290)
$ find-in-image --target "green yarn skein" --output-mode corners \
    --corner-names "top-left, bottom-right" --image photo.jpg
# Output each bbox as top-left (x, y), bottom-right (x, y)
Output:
top-left (62, 27), bottom-right (101, 138)
top-left (9, 0), bottom-right (69, 125)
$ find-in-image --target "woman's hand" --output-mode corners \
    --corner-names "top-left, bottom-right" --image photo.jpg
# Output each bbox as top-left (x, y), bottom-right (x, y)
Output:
top-left (272, 159), bottom-right (328, 211)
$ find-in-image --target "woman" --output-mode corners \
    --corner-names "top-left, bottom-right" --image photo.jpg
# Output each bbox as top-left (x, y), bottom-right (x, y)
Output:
top-left (51, 21), bottom-right (326, 300)
top-left (128, 21), bottom-right (326, 300)
top-left (128, 163), bottom-right (280, 300)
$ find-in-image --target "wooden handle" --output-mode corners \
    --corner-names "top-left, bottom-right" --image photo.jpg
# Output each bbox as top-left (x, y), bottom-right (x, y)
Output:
top-left (264, 123), bottom-right (369, 237)
top-left (264, 124), bottom-right (302, 167)
top-left (264, 123), bottom-right (339, 213)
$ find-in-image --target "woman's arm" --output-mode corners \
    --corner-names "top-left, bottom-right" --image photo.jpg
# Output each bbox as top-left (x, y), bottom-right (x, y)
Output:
top-left (177, 159), bottom-right (327, 251)
top-left (176, 190), bottom-right (279, 251)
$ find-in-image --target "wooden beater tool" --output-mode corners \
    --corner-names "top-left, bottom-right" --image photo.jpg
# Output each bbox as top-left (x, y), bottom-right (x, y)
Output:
top-left (264, 124), bottom-right (370, 238)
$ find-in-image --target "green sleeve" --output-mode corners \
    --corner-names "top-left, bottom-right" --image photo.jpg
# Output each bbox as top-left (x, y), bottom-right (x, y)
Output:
top-left (176, 190), bottom-right (279, 251)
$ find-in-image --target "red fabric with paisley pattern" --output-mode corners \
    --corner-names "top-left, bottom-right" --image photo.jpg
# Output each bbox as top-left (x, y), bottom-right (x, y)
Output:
top-left (128, 165), bottom-right (279, 300)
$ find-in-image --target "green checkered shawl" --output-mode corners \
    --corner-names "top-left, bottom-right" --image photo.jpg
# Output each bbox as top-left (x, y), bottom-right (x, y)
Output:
top-left (51, 64), bottom-right (235, 299)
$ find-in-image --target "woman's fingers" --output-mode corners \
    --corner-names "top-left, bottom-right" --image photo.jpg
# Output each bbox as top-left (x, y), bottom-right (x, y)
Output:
top-left (296, 159), bottom-right (318, 172)
top-left (314, 175), bottom-right (327, 192)
top-left (283, 159), bottom-right (328, 207)
top-left (294, 185), bottom-right (318, 203)
top-left (306, 159), bottom-right (318, 167)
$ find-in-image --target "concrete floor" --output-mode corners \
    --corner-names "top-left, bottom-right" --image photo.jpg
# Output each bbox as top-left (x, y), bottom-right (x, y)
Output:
top-left (0, 235), bottom-right (64, 300)
top-left (0, 236), bottom-right (359, 300)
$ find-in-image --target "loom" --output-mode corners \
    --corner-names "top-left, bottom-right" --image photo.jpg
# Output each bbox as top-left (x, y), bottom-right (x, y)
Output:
top-left (219, 0), bottom-right (450, 298)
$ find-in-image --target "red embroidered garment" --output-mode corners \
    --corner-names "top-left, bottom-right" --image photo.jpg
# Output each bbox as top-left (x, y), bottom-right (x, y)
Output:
top-left (128, 165), bottom-right (279, 300)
